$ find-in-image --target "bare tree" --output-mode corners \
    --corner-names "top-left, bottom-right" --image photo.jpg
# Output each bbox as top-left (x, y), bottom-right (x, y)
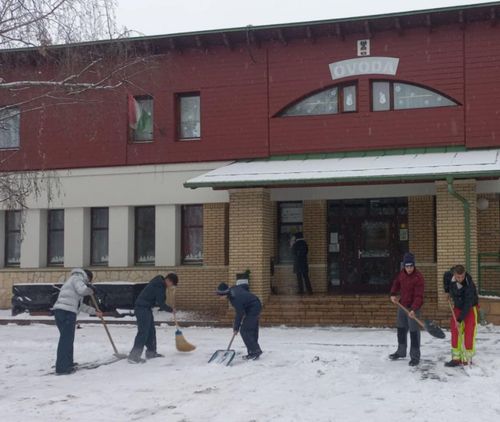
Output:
top-left (0, 1), bottom-right (153, 210)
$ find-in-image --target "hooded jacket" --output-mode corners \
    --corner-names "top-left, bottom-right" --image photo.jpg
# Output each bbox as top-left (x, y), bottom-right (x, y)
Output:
top-left (445, 272), bottom-right (479, 322)
top-left (228, 285), bottom-right (262, 331)
top-left (292, 236), bottom-right (309, 274)
top-left (52, 268), bottom-right (96, 315)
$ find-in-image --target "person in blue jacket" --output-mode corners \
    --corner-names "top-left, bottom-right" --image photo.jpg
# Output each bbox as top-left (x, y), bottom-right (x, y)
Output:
top-left (216, 281), bottom-right (263, 360)
top-left (128, 273), bottom-right (178, 363)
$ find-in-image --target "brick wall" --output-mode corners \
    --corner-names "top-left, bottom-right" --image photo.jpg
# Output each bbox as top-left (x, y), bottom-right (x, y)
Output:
top-left (436, 179), bottom-right (478, 309)
top-left (228, 188), bottom-right (273, 302)
top-left (0, 266), bottom-right (228, 313)
top-left (303, 200), bottom-right (327, 293)
top-left (408, 196), bottom-right (435, 263)
top-left (203, 203), bottom-right (229, 266)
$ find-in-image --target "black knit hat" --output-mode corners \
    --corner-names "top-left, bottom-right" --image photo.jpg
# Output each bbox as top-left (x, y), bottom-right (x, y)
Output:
top-left (215, 282), bottom-right (230, 295)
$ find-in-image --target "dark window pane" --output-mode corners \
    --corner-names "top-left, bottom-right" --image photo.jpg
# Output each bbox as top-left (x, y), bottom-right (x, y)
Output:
top-left (48, 210), bottom-right (64, 265)
top-left (182, 205), bottom-right (203, 263)
top-left (278, 202), bottom-right (303, 263)
top-left (5, 210), bottom-right (21, 266)
top-left (372, 82), bottom-right (390, 111)
top-left (91, 208), bottom-right (109, 265)
top-left (135, 207), bottom-right (155, 264)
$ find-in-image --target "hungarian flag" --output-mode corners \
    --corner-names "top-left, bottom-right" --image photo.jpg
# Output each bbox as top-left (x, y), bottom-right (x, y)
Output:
top-left (128, 95), bottom-right (152, 134)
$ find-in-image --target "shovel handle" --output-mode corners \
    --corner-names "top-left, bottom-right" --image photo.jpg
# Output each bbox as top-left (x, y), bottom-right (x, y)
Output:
top-left (395, 301), bottom-right (425, 329)
top-left (90, 293), bottom-right (120, 356)
top-left (170, 286), bottom-right (179, 328)
top-left (227, 332), bottom-right (237, 351)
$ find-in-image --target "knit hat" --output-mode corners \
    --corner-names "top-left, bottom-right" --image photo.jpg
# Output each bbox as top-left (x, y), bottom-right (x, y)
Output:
top-left (215, 282), bottom-right (230, 295)
top-left (403, 252), bottom-right (415, 266)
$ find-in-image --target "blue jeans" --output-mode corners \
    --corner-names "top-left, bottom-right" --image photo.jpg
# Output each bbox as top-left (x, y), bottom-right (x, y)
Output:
top-left (54, 309), bottom-right (77, 373)
top-left (129, 306), bottom-right (157, 359)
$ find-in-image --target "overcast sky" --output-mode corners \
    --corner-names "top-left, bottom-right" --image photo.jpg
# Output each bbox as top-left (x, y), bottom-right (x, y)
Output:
top-left (116, 0), bottom-right (492, 36)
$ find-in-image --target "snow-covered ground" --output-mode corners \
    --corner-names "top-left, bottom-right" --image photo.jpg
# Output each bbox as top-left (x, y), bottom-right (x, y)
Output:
top-left (1, 322), bottom-right (500, 422)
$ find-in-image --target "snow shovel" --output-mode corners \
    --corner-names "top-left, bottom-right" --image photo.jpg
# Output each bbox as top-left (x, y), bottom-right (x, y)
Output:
top-left (396, 301), bottom-right (445, 339)
top-left (170, 287), bottom-right (196, 352)
top-left (208, 332), bottom-right (237, 366)
top-left (89, 293), bottom-right (128, 359)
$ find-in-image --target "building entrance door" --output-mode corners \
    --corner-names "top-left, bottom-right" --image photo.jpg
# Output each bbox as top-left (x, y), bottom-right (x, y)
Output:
top-left (327, 198), bottom-right (408, 293)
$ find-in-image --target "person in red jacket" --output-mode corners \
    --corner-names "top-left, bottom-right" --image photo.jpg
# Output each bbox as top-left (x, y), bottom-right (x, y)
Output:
top-left (389, 252), bottom-right (425, 366)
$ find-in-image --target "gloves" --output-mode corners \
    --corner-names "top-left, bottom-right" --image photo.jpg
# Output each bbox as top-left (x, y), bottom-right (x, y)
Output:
top-left (161, 305), bottom-right (173, 313)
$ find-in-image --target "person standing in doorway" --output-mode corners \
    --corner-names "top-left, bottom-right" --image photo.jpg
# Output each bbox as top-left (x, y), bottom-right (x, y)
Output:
top-left (443, 265), bottom-right (479, 367)
top-left (52, 268), bottom-right (102, 375)
top-left (291, 232), bottom-right (313, 295)
top-left (389, 252), bottom-right (425, 366)
top-left (128, 273), bottom-right (177, 363)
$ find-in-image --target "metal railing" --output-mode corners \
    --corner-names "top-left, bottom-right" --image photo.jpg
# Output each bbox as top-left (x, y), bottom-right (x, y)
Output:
top-left (477, 253), bottom-right (500, 297)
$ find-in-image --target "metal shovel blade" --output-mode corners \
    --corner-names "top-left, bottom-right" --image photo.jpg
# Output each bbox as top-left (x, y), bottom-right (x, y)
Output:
top-left (424, 319), bottom-right (446, 339)
top-left (208, 349), bottom-right (236, 366)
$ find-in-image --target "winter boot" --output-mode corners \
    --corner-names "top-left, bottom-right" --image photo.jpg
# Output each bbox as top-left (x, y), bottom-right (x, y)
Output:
top-left (408, 359), bottom-right (419, 366)
top-left (444, 359), bottom-right (461, 367)
top-left (389, 352), bottom-right (405, 360)
top-left (145, 351), bottom-right (164, 359)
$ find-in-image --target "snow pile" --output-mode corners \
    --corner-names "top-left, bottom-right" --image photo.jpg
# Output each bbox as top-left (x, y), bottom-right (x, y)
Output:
top-left (1, 324), bottom-right (500, 421)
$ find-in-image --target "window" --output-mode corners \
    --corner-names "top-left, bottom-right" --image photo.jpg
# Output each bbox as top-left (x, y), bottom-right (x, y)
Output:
top-left (128, 95), bottom-right (153, 141)
top-left (135, 206), bottom-right (155, 264)
top-left (91, 208), bottom-right (109, 265)
top-left (182, 205), bottom-right (203, 263)
top-left (278, 84), bottom-right (357, 117)
top-left (178, 94), bottom-right (201, 139)
top-left (0, 107), bottom-right (20, 149)
top-left (48, 209), bottom-right (64, 266)
top-left (278, 202), bottom-right (303, 263)
top-left (372, 81), bottom-right (458, 111)
top-left (5, 210), bottom-right (21, 266)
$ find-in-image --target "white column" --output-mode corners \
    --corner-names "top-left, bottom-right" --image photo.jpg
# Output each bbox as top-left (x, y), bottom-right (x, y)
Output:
top-left (20, 209), bottom-right (47, 268)
top-left (0, 211), bottom-right (5, 267)
top-left (64, 207), bottom-right (90, 268)
top-left (109, 206), bottom-right (134, 267)
top-left (155, 205), bottom-right (180, 266)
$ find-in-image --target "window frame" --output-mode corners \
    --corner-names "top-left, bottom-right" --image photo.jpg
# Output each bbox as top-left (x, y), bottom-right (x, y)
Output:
top-left (181, 204), bottom-right (203, 264)
top-left (277, 82), bottom-right (358, 117)
top-left (370, 80), bottom-right (459, 112)
top-left (129, 95), bottom-right (154, 143)
top-left (0, 106), bottom-right (20, 150)
top-left (277, 201), bottom-right (304, 264)
top-left (134, 206), bottom-right (155, 265)
top-left (47, 209), bottom-right (64, 266)
top-left (90, 207), bottom-right (109, 266)
top-left (4, 210), bottom-right (21, 267)
top-left (176, 92), bottom-right (201, 141)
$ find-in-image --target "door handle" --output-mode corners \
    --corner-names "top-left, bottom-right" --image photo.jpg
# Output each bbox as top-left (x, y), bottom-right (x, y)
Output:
top-left (358, 249), bottom-right (363, 259)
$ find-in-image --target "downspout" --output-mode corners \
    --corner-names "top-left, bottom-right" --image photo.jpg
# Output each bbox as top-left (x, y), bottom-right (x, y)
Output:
top-left (446, 176), bottom-right (471, 271)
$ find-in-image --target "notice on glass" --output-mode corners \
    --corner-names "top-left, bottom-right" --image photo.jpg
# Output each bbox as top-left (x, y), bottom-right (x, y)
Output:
top-left (330, 232), bottom-right (338, 244)
top-left (329, 243), bottom-right (339, 253)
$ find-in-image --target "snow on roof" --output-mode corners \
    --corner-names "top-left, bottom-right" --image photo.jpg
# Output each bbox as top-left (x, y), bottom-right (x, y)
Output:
top-left (185, 149), bottom-right (500, 188)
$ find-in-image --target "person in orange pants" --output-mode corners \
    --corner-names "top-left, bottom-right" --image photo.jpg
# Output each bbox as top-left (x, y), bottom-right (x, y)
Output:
top-left (443, 265), bottom-right (479, 367)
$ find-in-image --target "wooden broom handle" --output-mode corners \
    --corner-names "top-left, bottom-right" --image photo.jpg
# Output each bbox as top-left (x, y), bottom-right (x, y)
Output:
top-left (90, 293), bottom-right (120, 355)
top-left (170, 286), bottom-right (179, 328)
top-left (395, 301), bottom-right (425, 330)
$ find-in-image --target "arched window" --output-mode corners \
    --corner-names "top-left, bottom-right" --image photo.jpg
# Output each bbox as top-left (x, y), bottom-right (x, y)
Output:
top-left (278, 84), bottom-right (357, 117)
top-left (372, 81), bottom-right (459, 111)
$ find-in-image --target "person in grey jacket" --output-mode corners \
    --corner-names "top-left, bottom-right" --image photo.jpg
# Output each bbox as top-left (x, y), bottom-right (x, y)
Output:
top-left (216, 282), bottom-right (263, 360)
top-left (52, 268), bottom-right (102, 375)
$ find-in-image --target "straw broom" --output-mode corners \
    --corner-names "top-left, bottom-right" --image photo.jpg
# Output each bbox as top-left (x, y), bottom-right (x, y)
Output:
top-left (169, 287), bottom-right (196, 352)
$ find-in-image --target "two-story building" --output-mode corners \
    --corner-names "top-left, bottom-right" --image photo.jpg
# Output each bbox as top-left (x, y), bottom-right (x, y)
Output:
top-left (1, 2), bottom-right (500, 324)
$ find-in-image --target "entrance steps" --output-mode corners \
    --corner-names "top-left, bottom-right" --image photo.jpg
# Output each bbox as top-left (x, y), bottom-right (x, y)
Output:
top-left (221, 294), bottom-right (451, 328)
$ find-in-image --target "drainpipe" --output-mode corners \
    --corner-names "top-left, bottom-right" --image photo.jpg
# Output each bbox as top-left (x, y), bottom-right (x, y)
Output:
top-left (446, 176), bottom-right (471, 271)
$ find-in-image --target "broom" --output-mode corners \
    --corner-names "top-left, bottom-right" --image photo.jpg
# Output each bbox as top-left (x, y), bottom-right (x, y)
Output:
top-left (170, 287), bottom-right (196, 352)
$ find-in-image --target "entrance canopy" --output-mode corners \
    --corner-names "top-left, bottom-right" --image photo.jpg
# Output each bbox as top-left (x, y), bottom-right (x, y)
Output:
top-left (184, 148), bottom-right (500, 189)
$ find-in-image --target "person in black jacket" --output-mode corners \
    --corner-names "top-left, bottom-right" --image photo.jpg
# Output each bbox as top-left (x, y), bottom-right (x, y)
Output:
top-left (291, 232), bottom-right (313, 295)
top-left (216, 282), bottom-right (263, 360)
top-left (443, 265), bottom-right (479, 367)
top-left (128, 273), bottom-right (178, 363)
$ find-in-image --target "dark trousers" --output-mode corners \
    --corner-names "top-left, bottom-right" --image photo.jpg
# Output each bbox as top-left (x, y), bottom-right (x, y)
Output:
top-left (54, 309), bottom-right (77, 373)
top-left (129, 306), bottom-right (157, 359)
top-left (395, 308), bottom-right (421, 361)
top-left (240, 311), bottom-right (262, 355)
top-left (296, 269), bottom-right (313, 294)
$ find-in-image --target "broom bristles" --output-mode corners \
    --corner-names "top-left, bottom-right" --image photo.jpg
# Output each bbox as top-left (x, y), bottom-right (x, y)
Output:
top-left (175, 329), bottom-right (196, 352)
